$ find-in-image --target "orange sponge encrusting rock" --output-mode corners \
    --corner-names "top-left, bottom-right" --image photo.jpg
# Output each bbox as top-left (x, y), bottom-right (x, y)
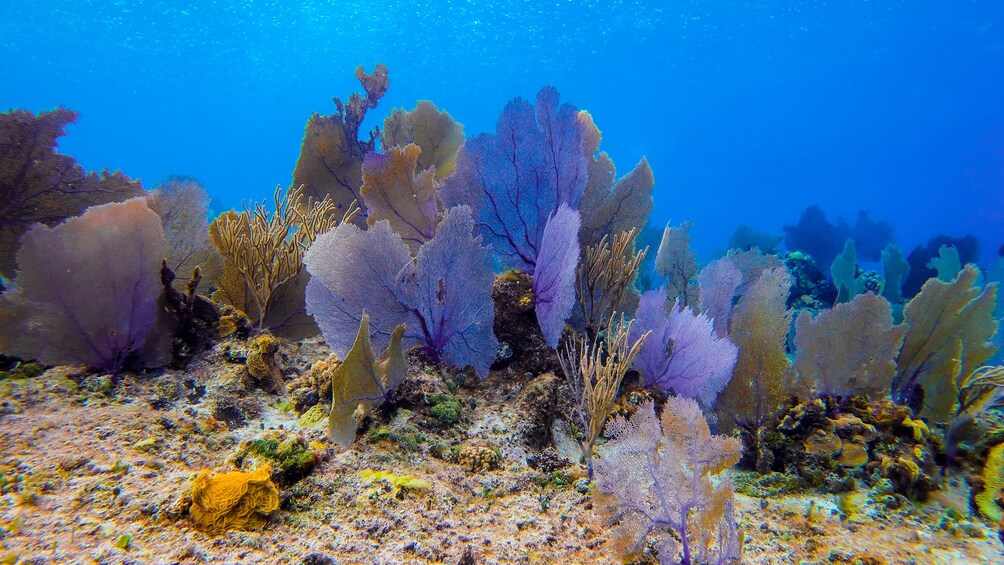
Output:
top-left (189, 464), bottom-right (279, 535)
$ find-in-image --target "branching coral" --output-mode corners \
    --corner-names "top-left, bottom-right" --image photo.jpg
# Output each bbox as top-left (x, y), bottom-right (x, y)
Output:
top-left (594, 398), bottom-right (743, 565)
top-left (558, 314), bottom-right (648, 479)
top-left (576, 228), bottom-right (647, 336)
top-left (210, 184), bottom-right (355, 333)
top-left (955, 365), bottom-right (1004, 418)
top-left (0, 108), bottom-right (144, 278)
top-left (293, 64), bottom-right (390, 223)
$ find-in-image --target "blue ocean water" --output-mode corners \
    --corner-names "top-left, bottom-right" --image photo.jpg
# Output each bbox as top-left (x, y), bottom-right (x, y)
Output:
top-left (2, 1), bottom-right (1001, 263)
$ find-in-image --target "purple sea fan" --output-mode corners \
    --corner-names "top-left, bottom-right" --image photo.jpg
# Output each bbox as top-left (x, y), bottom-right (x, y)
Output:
top-left (0, 198), bottom-right (169, 371)
top-left (698, 258), bottom-right (743, 337)
top-left (594, 397), bottom-right (743, 565)
top-left (304, 220), bottom-right (414, 357)
top-left (532, 204), bottom-right (581, 347)
top-left (631, 288), bottom-right (739, 407)
top-left (397, 205), bottom-right (498, 377)
top-left (440, 86), bottom-right (587, 271)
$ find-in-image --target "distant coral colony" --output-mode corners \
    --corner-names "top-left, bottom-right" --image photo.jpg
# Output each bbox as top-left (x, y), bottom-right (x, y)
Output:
top-left (0, 64), bottom-right (1002, 564)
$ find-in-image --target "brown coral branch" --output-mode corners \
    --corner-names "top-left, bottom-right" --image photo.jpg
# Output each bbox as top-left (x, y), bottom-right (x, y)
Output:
top-left (576, 228), bottom-right (647, 335)
top-left (558, 313), bottom-right (648, 479)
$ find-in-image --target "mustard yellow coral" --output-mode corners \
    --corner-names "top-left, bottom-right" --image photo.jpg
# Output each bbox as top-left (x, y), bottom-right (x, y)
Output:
top-left (189, 465), bottom-right (279, 535)
top-left (247, 335), bottom-right (284, 393)
top-left (976, 443), bottom-right (1004, 524)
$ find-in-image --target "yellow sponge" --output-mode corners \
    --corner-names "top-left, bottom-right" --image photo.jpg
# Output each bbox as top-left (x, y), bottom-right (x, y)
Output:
top-left (977, 443), bottom-right (1004, 525)
top-left (189, 465), bottom-right (279, 535)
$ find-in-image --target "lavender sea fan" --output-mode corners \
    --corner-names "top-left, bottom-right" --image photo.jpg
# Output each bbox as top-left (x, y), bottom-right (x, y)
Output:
top-left (441, 86), bottom-right (587, 271)
top-left (397, 205), bottom-right (498, 377)
top-left (631, 288), bottom-right (739, 407)
top-left (532, 204), bottom-right (581, 347)
top-left (698, 258), bottom-right (743, 338)
top-left (594, 397), bottom-right (743, 565)
top-left (304, 220), bottom-right (414, 357)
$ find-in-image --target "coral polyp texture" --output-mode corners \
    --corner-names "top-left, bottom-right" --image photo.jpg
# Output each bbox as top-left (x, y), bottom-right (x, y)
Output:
top-left (1, 65), bottom-right (1003, 565)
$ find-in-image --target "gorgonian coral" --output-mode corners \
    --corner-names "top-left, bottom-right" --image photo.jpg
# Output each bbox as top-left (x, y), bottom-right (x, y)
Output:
top-left (440, 86), bottom-right (587, 272)
top-left (306, 206), bottom-right (497, 377)
top-left (0, 198), bottom-right (169, 371)
top-left (293, 64), bottom-right (390, 224)
top-left (631, 289), bottom-right (739, 408)
top-left (0, 108), bottom-right (143, 278)
top-left (595, 398), bottom-right (742, 565)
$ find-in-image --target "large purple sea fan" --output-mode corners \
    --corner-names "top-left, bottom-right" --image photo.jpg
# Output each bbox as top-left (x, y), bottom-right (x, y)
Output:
top-left (304, 220), bottom-right (414, 357)
top-left (532, 204), bottom-right (581, 347)
top-left (305, 205), bottom-right (498, 377)
top-left (440, 86), bottom-right (587, 271)
top-left (397, 205), bottom-right (498, 377)
top-left (0, 198), bottom-right (169, 371)
top-left (631, 288), bottom-right (739, 407)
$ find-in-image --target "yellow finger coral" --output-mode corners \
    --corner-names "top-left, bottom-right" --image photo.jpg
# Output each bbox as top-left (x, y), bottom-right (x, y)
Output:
top-left (189, 465), bottom-right (280, 535)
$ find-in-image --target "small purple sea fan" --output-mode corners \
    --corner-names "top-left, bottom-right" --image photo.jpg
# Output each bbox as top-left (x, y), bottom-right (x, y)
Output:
top-left (532, 204), bottom-right (580, 347)
top-left (631, 288), bottom-right (739, 407)
top-left (698, 258), bottom-right (743, 338)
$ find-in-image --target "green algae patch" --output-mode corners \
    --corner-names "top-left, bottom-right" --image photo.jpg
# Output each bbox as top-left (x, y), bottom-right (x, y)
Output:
top-left (229, 432), bottom-right (320, 486)
top-left (428, 393), bottom-right (465, 426)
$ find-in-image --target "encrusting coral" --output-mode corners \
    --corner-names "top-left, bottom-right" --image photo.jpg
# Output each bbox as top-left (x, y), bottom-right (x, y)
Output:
top-left (189, 465), bottom-right (280, 535)
top-left (975, 442), bottom-right (1004, 524)
top-left (246, 335), bottom-right (284, 394)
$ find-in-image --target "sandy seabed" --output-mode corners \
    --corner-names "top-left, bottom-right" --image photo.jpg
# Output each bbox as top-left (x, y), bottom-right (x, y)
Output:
top-left (1, 339), bottom-right (1002, 565)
